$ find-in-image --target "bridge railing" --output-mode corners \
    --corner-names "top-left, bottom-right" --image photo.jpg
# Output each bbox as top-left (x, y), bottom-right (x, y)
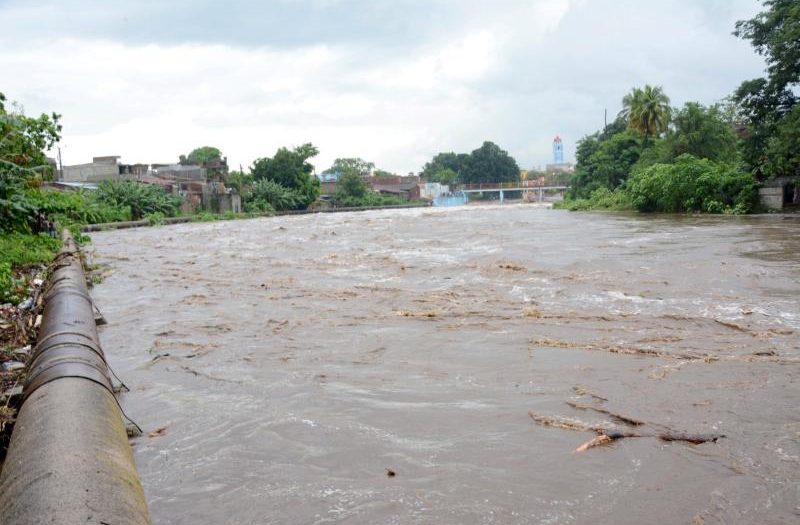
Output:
top-left (457, 180), bottom-right (566, 191)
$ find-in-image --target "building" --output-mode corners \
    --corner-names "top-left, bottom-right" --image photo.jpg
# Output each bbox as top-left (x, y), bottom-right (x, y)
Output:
top-left (419, 182), bottom-right (450, 200)
top-left (367, 175), bottom-right (421, 200)
top-left (154, 164), bottom-right (207, 181)
top-left (61, 156), bottom-right (133, 183)
top-left (759, 176), bottom-right (799, 210)
top-left (319, 174), bottom-right (421, 200)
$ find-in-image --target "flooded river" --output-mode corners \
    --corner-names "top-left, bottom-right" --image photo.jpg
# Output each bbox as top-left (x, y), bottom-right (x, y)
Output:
top-left (88, 206), bottom-right (800, 525)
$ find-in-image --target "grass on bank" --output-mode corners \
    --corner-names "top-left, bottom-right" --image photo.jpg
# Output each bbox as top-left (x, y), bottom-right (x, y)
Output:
top-left (554, 188), bottom-right (633, 211)
top-left (0, 233), bottom-right (61, 304)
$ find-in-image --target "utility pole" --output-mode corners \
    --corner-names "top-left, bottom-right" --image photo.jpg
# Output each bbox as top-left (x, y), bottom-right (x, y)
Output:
top-left (604, 108), bottom-right (607, 130)
top-left (57, 146), bottom-right (63, 181)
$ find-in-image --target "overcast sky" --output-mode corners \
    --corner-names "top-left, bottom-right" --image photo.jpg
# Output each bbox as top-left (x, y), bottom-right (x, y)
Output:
top-left (0, 0), bottom-right (767, 173)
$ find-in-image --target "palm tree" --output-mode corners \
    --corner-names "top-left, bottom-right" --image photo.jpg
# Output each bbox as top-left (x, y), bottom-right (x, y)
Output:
top-left (619, 85), bottom-right (672, 141)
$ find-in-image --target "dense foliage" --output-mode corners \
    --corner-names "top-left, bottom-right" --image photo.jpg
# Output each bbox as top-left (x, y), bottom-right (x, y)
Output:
top-left (222, 169), bottom-right (253, 192)
top-left (243, 179), bottom-right (304, 212)
top-left (461, 142), bottom-right (520, 184)
top-left (562, 1), bottom-right (798, 214)
top-left (330, 166), bottom-right (408, 207)
top-left (556, 188), bottom-right (632, 212)
top-left (567, 98), bottom-right (759, 213)
top-left (331, 192), bottom-right (408, 208)
top-left (421, 152), bottom-right (470, 183)
top-left (627, 155), bottom-right (758, 214)
top-left (23, 188), bottom-right (130, 226)
top-left (180, 146), bottom-right (223, 166)
top-left (762, 103), bottom-right (800, 179)
top-left (420, 142), bottom-right (520, 185)
top-left (334, 170), bottom-right (369, 200)
top-left (1, 92), bottom-right (62, 233)
top-left (0, 92), bottom-right (65, 301)
top-left (570, 128), bottom-right (643, 198)
top-left (323, 158), bottom-right (374, 178)
top-left (732, 0), bottom-right (799, 176)
top-left (94, 180), bottom-right (182, 220)
top-left (251, 143), bottom-right (320, 208)
top-left (665, 103), bottom-right (739, 163)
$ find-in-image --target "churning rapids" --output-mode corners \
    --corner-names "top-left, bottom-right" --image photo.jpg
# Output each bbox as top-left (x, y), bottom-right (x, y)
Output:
top-left (88, 206), bottom-right (800, 525)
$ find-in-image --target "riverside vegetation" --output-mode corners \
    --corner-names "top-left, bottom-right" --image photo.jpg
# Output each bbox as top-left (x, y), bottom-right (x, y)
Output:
top-left (558, 0), bottom-right (799, 213)
top-left (0, 106), bottom-right (411, 303)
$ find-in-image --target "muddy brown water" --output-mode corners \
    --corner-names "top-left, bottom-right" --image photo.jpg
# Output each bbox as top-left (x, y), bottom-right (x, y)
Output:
top-left (87, 206), bottom-right (800, 525)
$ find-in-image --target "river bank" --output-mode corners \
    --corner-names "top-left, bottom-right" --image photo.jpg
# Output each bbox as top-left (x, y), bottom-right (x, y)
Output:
top-left (0, 267), bottom-right (46, 456)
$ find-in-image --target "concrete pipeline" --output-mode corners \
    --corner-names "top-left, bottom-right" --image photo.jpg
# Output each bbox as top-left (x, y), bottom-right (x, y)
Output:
top-left (0, 231), bottom-right (151, 524)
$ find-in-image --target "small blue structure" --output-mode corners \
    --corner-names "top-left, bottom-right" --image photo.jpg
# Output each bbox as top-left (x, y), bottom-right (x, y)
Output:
top-left (433, 191), bottom-right (468, 207)
top-left (553, 136), bottom-right (564, 164)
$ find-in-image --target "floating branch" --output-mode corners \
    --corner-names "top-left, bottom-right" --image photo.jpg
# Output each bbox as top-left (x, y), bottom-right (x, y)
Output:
top-left (528, 407), bottom-right (725, 453)
top-left (565, 400), bottom-right (645, 426)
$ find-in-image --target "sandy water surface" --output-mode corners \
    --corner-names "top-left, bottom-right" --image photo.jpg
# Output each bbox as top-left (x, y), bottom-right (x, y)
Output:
top-left (88, 206), bottom-right (800, 524)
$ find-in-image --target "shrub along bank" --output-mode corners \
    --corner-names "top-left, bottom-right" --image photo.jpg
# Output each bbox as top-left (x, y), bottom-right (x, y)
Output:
top-left (557, 155), bottom-right (758, 214)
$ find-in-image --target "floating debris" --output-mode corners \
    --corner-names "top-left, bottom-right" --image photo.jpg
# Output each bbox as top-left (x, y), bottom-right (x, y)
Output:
top-left (396, 310), bottom-right (439, 318)
top-left (528, 403), bottom-right (725, 453)
top-left (497, 262), bottom-right (527, 272)
top-left (147, 426), bottom-right (168, 438)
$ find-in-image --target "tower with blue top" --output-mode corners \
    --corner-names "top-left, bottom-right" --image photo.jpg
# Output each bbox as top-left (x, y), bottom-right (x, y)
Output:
top-left (553, 135), bottom-right (564, 164)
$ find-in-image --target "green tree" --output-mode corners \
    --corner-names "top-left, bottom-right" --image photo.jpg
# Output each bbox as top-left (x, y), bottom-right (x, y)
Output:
top-left (222, 169), bottom-right (252, 192)
top-left (570, 130), bottom-right (644, 198)
top-left (620, 85), bottom-right (672, 140)
top-left (461, 141), bottom-right (520, 184)
top-left (324, 157), bottom-right (374, 177)
top-left (335, 170), bottom-right (369, 199)
top-left (762, 104), bottom-right (800, 179)
top-left (429, 167), bottom-right (458, 186)
top-left (732, 1), bottom-right (799, 174)
top-left (664, 102), bottom-right (739, 163)
top-left (180, 146), bottom-right (222, 166)
top-left (251, 143), bottom-right (320, 208)
top-left (421, 152), bottom-right (470, 182)
top-left (734, 0), bottom-right (800, 104)
top-left (1, 92), bottom-right (62, 232)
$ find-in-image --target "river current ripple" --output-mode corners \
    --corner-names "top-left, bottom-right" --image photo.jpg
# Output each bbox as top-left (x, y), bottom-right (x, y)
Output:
top-left (89, 206), bottom-right (800, 525)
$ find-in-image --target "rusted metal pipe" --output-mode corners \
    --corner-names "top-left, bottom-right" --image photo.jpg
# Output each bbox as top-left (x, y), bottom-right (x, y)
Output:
top-left (0, 231), bottom-right (151, 524)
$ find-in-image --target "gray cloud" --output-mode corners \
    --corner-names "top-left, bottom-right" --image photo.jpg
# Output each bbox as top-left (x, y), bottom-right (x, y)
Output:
top-left (0, 0), bottom-right (767, 172)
